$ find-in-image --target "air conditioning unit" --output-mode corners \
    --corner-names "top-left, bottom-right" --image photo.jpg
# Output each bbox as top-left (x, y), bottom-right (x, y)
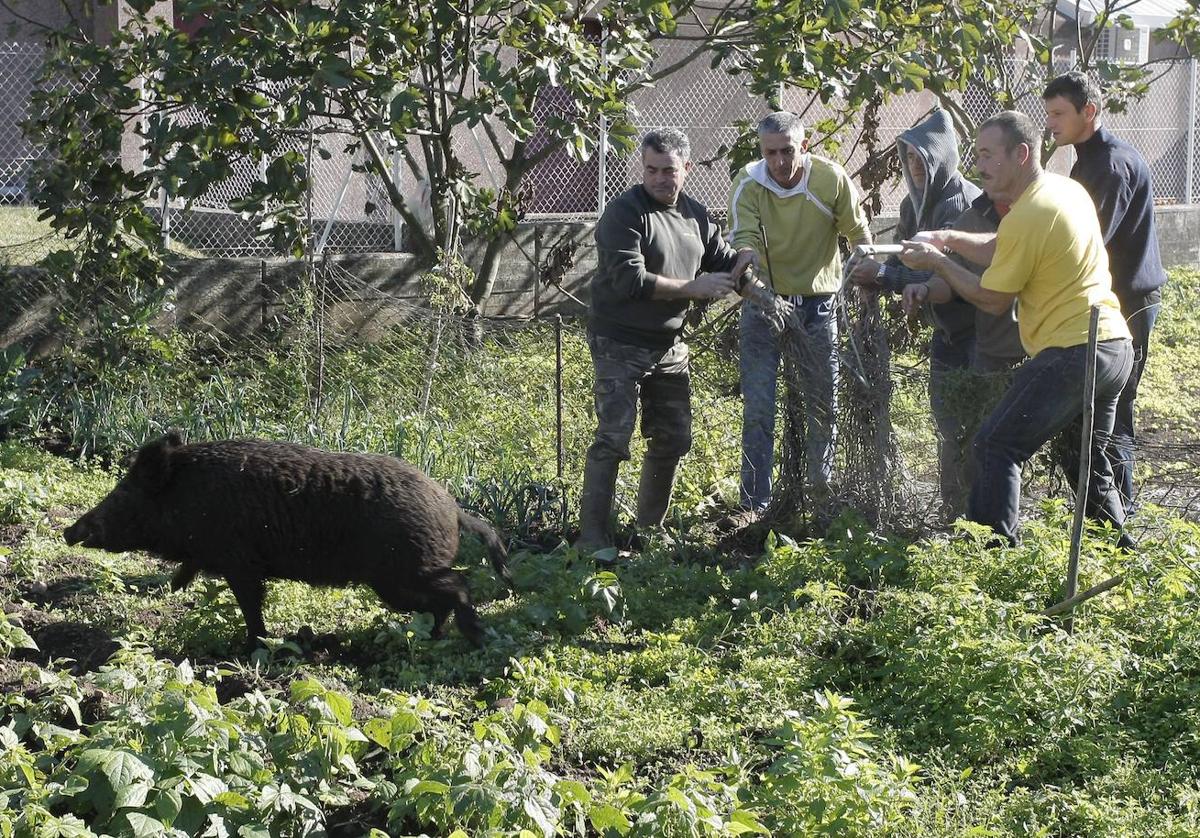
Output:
top-left (1096, 24), bottom-right (1150, 65)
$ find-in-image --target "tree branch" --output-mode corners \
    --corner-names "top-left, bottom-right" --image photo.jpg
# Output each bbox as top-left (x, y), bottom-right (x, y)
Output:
top-left (358, 128), bottom-right (436, 261)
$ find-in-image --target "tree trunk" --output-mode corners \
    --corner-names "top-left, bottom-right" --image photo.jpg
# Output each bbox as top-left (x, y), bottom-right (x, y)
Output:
top-left (469, 234), bottom-right (507, 314)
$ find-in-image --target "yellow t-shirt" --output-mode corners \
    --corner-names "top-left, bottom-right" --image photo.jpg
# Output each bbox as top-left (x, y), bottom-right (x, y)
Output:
top-left (980, 173), bottom-right (1130, 357)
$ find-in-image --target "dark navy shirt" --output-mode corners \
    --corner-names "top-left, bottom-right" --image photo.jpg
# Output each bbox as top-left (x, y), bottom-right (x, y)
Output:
top-left (1070, 126), bottom-right (1167, 304)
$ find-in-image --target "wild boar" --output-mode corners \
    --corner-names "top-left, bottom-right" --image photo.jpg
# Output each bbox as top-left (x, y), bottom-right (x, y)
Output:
top-left (64, 432), bottom-right (512, 649)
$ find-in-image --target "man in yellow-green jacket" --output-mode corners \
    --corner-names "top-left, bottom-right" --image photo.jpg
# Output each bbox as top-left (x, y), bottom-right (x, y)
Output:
top-left (725, 111), bottom-right (872, 523)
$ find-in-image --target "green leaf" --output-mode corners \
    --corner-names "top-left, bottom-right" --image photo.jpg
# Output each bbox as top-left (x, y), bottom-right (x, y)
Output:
top-left (76, 749), bottom-right (155, 806)
top-left (587, 547), bottom-right (619, 562)
top-left (126, 813), bottom-right (167, 838)
top-left (407, 779), bottom-right (450, 796)
top-left (363, 718), bottom-right (392, 748)
top-left (523, 795), bottom-right (559, 837)
top-left (214, 791), bottom-right (252, 810)
top-left (589, 803), bottom-right (632, 834)
top-left (290, 678), bottom-right (326, 703)
top-left (155, 788), bottom-right (183, 824)
top-left (187, 773), bottom-right (227, 804)
top-left (324, 690), bottom-right (353, 726)
top-left (728, 810), bottom-right (771, 835)
top-left (822, 0), bottom-right (858, 28)
top-left (115, 780), bottom-right (152, 810)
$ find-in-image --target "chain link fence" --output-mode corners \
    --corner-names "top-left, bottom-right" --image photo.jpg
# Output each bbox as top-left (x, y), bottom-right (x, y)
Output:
top-left (3, 253), bottom-right (1199, 544)
top-left (5, 35), bottom-right (1200, 255)
top-left (0, 41), bottom-right (66, 204)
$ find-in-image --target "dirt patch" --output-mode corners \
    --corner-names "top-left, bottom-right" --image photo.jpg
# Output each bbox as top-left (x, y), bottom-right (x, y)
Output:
top-left (213, 672), bottom-right (261, 705)
top-left (14, 612), bottom-right (120, 674)
top-left (326, 790), bottom-right (389, 837)
top-left (0, 655), bottom-right (39, 696)
top-left (0, 523), bottom-right (28, 550)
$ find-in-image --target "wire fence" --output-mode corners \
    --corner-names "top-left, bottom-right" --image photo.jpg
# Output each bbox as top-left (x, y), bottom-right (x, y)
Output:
top-left (3, 39), bottom-right (1200, 255)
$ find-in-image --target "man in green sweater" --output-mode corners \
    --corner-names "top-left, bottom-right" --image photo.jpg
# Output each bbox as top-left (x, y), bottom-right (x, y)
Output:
top-left (576, 129), bottom-right (755, 554)
top-left (726, 112), bottom-right (872, 524)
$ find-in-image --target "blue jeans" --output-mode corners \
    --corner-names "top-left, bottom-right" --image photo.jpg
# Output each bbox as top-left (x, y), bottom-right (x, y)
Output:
top-left (1060, 290), bottom-right (1160, 517)
top-left (1113, 289), bottom-right (1161, 514)
top-left (969, 338), bottom-right (1133, 545)
top-left (739, 295), bottom-right (838, 511)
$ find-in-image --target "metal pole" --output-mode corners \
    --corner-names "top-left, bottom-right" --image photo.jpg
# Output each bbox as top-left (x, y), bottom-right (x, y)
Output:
top-left (597, 117), bottom-right (609, 215)
top-left (160, 186), bottom-right (171, 250)
top-left (1064, 306), bottom-right (1101, 635)
top-left (555, 314), bottom-right (565, 484)
top-left (392, 149), bottom-right (405, 252)
top-left (555, 314), bottom-right (567, 529)
top-left (596, 38), bottom-right (608, 215)
top-left (1186, 58), bottom-right (1197, 205)
top-left (260, 259), bottom-right (268, 331)
top-left (311, 250), bottom-right (329, 423)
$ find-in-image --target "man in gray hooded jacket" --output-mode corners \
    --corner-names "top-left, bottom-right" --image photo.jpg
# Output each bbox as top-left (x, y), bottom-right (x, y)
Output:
top-left (850, 109), bottom-right (1023, 518)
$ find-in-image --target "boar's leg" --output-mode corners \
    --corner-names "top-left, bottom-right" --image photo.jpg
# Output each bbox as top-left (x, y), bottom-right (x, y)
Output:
top-left (369, 583), bottom-right (430, 615)
top-left (374, 571), bottom-right (483, 647)
top-left (425, 569), bottom-right (484, 647)
top-left (170, 563), bottom-right (200, 591)
top-left (224, 572), bottom-right (268, 652)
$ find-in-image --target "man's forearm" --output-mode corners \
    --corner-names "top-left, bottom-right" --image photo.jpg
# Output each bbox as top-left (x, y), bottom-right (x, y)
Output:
top-left (930, 255), bottom-right (1011, 315)
top-left (649, 275), bottom-right (693, 300)
top-left (942, 230), bottom-right (996, 265)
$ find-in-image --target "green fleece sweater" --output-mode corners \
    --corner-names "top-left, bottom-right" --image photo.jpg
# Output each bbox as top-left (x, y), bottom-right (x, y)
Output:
top-left (727, 154), bottom-right (871, 296)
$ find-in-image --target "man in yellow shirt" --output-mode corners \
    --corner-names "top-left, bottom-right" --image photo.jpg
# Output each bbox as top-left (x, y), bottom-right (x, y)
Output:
top-left (899, 111), bottom-right (1133, 547)
top-left (725, 112), bottom-right (872, 523)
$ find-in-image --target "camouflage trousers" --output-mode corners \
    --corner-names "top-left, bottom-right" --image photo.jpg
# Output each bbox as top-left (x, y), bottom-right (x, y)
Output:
top-left (585, 333), bottom-right (692, 465)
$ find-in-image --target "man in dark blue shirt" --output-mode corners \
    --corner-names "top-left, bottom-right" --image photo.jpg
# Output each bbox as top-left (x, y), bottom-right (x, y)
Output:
top-left (1044, 71), bottom-right (1168, 517)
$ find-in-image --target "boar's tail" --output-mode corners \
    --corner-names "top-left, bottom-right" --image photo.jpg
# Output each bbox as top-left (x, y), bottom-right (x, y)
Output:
top-left (458, 509), bottom-right (514, 589)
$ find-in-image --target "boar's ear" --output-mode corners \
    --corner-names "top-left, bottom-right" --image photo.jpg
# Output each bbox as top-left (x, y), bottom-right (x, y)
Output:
top-left (128, 433), bottom-right (181, 491)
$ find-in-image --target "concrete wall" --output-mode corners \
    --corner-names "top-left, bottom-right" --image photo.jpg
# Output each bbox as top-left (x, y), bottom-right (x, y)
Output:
top-left (1150, 205), bottom-right (1200, 267)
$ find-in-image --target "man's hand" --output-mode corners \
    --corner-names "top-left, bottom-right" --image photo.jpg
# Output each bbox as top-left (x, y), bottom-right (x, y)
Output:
top-left (899, 241), bottom-right (946, 272)
top-left (731, 248), bottom-right (758, 287)
top-left (910, 230), bottom-right (949, 250)
top-left (688, 271), bottom-right (736, 300)
top-left (848, 255), bottom-right (884, 288)
top-left (901, 282), bottom-right (930, 317)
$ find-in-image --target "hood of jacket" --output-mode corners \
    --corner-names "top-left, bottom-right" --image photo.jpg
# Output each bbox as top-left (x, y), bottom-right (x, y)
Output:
top-left (742, 156), bottom-right (815, 197)
top-left (897, 109), bottom-right (967, 229)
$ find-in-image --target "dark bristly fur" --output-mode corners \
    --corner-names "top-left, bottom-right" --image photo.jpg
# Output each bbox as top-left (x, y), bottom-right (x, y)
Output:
top-left (63, 432), bottom-right (512, 650)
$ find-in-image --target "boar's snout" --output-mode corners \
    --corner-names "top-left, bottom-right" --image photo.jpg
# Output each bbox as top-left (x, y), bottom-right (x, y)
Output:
top-left (63, 514), bottom-right (101, 548)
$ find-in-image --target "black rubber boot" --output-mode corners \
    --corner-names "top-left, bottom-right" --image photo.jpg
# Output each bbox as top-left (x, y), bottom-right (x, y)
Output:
top-left (635, 455), bottom-right (681, 528)
top-left (575, 457), bottom-right (619, 555)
